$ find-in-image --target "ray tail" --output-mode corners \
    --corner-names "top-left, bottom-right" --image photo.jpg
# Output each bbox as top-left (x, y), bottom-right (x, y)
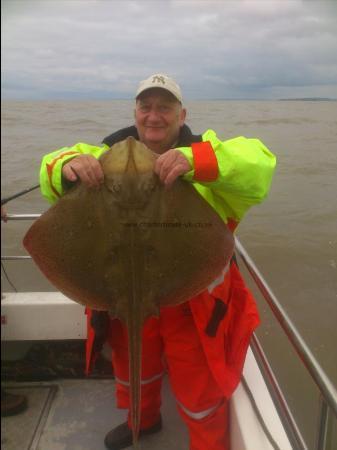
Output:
top-left (127, 225), bottom-right (144, 447)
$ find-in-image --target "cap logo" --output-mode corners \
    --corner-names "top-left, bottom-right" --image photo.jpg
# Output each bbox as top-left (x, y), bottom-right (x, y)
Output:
top-left (136, 74), bottom-right (182, 102)
top-left (152, 75), bottom-right (166, 85)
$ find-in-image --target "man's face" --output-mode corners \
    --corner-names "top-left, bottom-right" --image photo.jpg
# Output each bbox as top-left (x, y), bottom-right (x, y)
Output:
top-left (135, 89), bottom-right (186, 154)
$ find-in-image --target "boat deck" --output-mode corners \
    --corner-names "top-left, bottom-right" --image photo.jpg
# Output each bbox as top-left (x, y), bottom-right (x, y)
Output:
top-left (2, 348), bottom-right (294, 450)
top-left (1, 290), bottom-right (296, 450)
top-left (1, 377), bottom-right (188, 450)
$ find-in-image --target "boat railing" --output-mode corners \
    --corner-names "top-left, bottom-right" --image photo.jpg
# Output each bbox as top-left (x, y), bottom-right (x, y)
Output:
top-left (2, 214), bottom-right (337, 450)
top-left (235, 238), bottom-right (337, 450)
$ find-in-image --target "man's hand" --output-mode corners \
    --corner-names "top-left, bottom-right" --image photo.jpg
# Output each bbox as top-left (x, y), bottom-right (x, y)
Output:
top-left (1, 206), bottom-right (8, 223)
top-left (154, 149), bottom-right (191, 188)
top-left (62, 155), bottom-right (104, 188)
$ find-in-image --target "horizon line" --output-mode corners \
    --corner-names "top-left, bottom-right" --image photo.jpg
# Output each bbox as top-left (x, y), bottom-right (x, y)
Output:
top-left (2, 97), bottom-right (336, 102)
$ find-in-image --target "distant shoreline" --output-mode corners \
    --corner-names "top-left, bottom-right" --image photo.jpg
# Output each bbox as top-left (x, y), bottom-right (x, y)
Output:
top-left (278, 97), bottom-right (336, 101)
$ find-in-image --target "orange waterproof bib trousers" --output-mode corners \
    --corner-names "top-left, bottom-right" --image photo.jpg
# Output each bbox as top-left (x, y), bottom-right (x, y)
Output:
top-left (86, 262), bottom-right (260, 450)
top-left (110, 301), bottom-right (229, 450)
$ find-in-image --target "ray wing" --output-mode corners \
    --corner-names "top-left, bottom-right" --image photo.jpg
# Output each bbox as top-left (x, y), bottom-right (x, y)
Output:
top-left (23, 137), bottom-right (234, 446)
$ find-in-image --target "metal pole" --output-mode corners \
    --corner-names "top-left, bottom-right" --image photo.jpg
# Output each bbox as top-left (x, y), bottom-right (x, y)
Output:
top-left (1, 256), bottom-right (32, 260)
top-left (315, 397), bottom-right (331, 450)
top-left (251, 334), bottom-right (308, 450)
top-left (2, 214), bottom-right (42, 221)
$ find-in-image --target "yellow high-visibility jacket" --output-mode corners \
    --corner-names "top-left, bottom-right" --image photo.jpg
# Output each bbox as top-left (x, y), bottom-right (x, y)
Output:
top-left (40, 127), bottom-right (276, 225)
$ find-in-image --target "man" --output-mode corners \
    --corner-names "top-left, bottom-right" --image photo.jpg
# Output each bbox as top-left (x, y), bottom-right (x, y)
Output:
top-left (39, 74), bottom-right (276, 450)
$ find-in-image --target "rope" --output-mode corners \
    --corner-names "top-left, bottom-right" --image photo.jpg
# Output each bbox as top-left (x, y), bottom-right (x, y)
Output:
top-left (241, 377), bottom-right (282, 450)
top-left (1, 261), bottom-right (18, 292)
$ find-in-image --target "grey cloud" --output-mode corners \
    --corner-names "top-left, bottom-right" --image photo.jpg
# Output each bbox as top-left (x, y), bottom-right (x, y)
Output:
top-left (2, 0), bottom-right (337, 99)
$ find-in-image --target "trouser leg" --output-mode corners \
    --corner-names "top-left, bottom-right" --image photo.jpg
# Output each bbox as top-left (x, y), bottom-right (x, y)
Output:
top-left (160, 302), bottom-right (229, 450)
top-left (177, 401), bottom-right (229, 450)
top-left (109, 317), bottom-right (163, 429)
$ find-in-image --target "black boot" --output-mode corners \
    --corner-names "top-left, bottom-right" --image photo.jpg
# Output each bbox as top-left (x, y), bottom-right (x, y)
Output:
top-left (104, 415), bottom-right (162, 449)
top-left (1, 389), bottom-right (28, 417)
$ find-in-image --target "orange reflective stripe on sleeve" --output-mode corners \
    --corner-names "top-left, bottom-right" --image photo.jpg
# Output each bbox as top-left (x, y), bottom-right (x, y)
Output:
top-left (191, 141), bottom-right (218, 182)
top-left (46, 151), bottom-right (79, 199)
top-left (46, 163), bottom-right (61, 199)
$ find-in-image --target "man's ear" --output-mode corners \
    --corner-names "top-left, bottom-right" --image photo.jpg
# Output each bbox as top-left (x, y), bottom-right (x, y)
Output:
top-left (179, 108), bottom-right (187, 126)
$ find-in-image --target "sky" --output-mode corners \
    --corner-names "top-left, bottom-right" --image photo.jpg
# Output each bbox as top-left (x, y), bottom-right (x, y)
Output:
top-left (2, 0), bottom-right (337, 100)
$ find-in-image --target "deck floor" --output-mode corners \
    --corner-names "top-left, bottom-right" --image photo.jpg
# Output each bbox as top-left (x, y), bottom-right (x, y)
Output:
top-left (1, 377), bottom-right (189, 450)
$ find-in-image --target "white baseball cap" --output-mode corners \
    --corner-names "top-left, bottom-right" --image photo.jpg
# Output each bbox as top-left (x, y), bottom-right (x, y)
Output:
top-left (136, 73), bottom-right (183, 103)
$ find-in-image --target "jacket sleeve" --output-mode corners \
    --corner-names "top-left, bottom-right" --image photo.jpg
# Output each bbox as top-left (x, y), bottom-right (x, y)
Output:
top-left (176, 129), bottom-right (277, 221)
top-left (39, 142), bottom-right (109, 204)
